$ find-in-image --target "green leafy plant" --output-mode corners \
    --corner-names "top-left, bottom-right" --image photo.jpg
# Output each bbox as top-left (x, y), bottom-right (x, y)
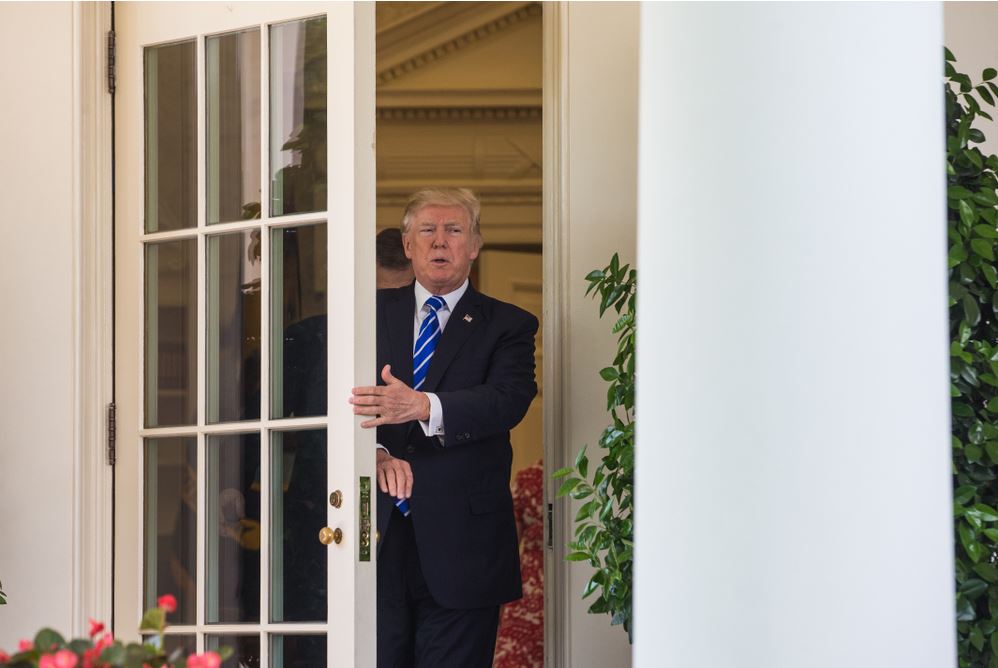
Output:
top-left (0, 594), bottom-right (231, 668)
top-left (554, 253), bottom-right (635, 642)
top-left (947, 48), bottom-right (998, 667)
top-left (0, 580), bottom-right (7, 605)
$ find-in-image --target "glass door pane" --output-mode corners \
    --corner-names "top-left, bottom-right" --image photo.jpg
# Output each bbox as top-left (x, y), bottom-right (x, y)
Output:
top-left (145, 40), bottom-right (197, 233)
top-left (207, 28), bottom-right (262, 225)
top-left (270, 224), bottom-right (327, 419)
top-left (269, 17), bottom-right (327, 217)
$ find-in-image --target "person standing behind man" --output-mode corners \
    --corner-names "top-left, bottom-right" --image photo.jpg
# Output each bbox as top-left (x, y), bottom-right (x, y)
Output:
top-left (350, 188), bottom-right (538, 667)
top-left (376, 228), bottom-right (415, 289)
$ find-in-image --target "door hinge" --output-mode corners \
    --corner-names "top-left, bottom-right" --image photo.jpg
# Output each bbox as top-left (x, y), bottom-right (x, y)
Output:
top-left (107, 402), bottom-right (117, 466)
top-left (106, 29), bottom-right (116, 95)
top-left (547, 502), bottom-right (553, 549)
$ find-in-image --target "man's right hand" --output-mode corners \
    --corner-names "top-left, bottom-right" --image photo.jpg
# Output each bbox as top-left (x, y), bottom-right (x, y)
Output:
top-left (377, 448), bottom-right (413, 499)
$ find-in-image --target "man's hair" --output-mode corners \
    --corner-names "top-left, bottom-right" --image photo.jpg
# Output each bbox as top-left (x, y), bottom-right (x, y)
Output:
top-left (400, 187), bottom-right (482, 238)
top-left (376, 228), bottom-right (410, 270)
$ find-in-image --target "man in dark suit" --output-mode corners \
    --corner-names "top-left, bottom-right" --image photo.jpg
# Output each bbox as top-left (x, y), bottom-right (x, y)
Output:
top-left (350, 188), bottom-right (538, 667)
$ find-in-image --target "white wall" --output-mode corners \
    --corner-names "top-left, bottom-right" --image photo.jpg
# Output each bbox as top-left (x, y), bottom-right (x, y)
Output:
top-left (635, 3), bottom-right (953, 667)
top-left (945, 2), bottom-right (998, 159)
top-left (0, 1), bottom-right (80, 649)
top-left (557, 3), bottom-right (638, 666)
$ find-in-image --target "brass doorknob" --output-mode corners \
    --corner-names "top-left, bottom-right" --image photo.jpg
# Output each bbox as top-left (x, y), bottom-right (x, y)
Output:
top-left (329, 490), bottom-right (343, 508)
top-left (318, 527), bottom-right (343, 545)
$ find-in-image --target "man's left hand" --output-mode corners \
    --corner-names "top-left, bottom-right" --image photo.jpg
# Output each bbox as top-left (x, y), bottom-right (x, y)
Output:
top-left (350, 364), bottom-right (431, 428)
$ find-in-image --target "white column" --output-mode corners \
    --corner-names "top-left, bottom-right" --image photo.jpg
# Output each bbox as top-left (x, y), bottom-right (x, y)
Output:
top-left (635, 4), bottom-right (954, 667)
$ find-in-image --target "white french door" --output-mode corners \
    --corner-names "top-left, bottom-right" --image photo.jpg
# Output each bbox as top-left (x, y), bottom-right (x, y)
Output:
top-left (113, 4), bottom-right (376, 665)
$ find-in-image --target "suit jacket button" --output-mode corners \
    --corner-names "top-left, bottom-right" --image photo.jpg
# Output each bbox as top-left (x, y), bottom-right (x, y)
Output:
top-left (406, 445), bottom-right (416, 453)
top-left (463, 432), bottom-right (471, 439)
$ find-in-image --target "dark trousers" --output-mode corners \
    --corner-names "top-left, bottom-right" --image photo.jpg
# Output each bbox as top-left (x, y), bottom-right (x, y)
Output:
top-left (377, 509), bottom-right (500, 668)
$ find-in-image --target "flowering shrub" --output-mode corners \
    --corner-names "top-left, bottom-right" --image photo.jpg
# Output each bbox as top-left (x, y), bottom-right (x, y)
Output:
top-left (0, 594), bottom-right (229, 668)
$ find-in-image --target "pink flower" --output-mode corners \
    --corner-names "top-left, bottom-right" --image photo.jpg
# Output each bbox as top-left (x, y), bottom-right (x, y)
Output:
top-left (156, 594), bottom-right (177, 613)
top-left (186, 652), bottom-right (222, 668)
top-left (94, 632), bottom-right (113, 652)
top-left (87, 619), bottom-right (105, 638)
top-left (0, 650), bottom-right (9, 662)
top-left (52, 651), bottom-right (78, 668)
top-left (17, 640), bottom-right (33, 652)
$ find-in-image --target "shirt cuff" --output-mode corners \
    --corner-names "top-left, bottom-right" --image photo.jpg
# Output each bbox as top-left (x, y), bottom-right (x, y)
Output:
top-left (376, 443), bottom-right (388, 453)
top-left (418, 392), bottom-right (445, 438)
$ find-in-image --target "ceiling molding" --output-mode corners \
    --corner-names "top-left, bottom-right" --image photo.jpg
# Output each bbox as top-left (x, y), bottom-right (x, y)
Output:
top-left (377, 2), bottom-right (542, 86)
top-left (377, 88), bottom-right (541, 109)
top-left (377, 106), bottom-right (541, 122)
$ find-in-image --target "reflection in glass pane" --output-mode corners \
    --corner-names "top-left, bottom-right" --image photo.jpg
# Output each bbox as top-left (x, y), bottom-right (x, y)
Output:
top-left (207, 232), bottom-right (261, 424)
top-left (206, 635), bottom-right (260, 668)
top-left (145, 240), bottom-right (197, 427)
top-left (145, 40), bottom-right (196, 232)
top-left (271, 430), bottom-right (327, 623)
top-left (206, 433), bottom-right (261, 624)
top-left (159, 635), bottom-right (196, 657)
top-left (144, 437), bottom-right (197, 625)
top-left (271, 224), bottom-right (327, 419)
top-left (270, 16), bottom-right (327, 216)
top-left (207, 29), bottom-right (261, 225)
top-left (272, 635), bottom-right (326, 668)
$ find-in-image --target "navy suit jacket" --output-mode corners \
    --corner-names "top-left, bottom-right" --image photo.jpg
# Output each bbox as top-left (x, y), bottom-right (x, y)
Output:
top-left (375, 282), bottom-right (538, 609)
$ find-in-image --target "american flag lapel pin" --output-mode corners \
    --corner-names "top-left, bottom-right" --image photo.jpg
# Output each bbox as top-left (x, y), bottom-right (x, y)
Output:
top-left (463, 314), bottom-right (473, 323)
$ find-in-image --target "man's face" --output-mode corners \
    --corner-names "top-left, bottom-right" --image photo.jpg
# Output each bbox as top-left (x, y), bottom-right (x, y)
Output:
top-left (403, 204), bottom-right (480, 295)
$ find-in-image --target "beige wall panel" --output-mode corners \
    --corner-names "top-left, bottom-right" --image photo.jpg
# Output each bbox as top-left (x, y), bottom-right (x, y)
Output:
top-left (945, 3), bottom-right (998, 160)
top-left (561, 2), bottom-right (639, 666)
top-left (0, 0), bottom-right (78, 649)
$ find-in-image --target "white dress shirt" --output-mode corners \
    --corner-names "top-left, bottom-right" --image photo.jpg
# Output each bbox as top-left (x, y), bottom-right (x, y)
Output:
top-left (413, 278), bottom-right (468, 438)
top-left (376, 279), bottom-right (468, 454)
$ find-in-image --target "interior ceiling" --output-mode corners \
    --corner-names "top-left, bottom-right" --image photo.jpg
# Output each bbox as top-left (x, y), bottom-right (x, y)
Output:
top-left (374, 1), bottom-right (543, 245)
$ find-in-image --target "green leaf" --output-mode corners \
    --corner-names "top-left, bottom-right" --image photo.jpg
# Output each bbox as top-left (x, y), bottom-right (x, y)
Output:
top-left (971, 238), bottom-right (995, 260)
top-left (951, 243), bottom-right (969, 267)
top-left (599, 367), bottom-right (619, 381)
top-left (962, 199), bottom-right (979, 227)
top-left (973, 503), bottom-right (998, 521)
top-left (974, 224), bottom-right (998, 239)
top-left (946, 46), bottom-right (956, 61)
top-left (952, 185), bottom-right (975, 200)
top-left (987, 441), bottom-right (998, 464)
top-left (972, 625), bottom-right (985, 651)
top-left (964, 293), bottom-right (982, 327)
top-left (956, 485), bottom-right (977, 504)
top-left (975, 562), bottom-right (998, 583)
top-left (978, 85), bottom-right (995, 105)
top-left (962, 577), bottom-right (989, 598)
top-left (34, 628), bottom-right (65, 652)
top-left (983, 264), bottom-right (998, 289)
top-left (552, 466), bottom-right (573, 479)
top-left (565, 551), bottom-right (591, 562)
top-left (557, 478), bottom-right (582, 497)
top-left (139, 607), bottom-right (166, 633)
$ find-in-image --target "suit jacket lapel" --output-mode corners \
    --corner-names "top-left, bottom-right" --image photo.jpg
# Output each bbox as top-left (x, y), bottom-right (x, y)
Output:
top-left (422, 285), bottom-right (483, 392)
top-left (385, 285), bottom-right (416, 387)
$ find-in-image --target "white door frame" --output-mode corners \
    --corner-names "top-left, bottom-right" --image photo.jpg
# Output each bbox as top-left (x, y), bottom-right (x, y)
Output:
top-left (541, 3), bottom-right (571, 667)
top-left (78, 2), bottom-right (575, 665)
top-left (76, 0), bottom-right (115, 636)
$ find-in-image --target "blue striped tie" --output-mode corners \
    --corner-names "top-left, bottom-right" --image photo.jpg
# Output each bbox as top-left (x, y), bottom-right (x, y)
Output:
top-left (412, 295), bottom-right (446, 391)
top-left (396, 295), bottom-right (446, 518)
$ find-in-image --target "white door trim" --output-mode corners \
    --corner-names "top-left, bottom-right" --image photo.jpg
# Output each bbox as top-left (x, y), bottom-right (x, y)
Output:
top-left (542, 3), bottom-right (571, 667)
top-left (75, 0), bottom-right (115, 636)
